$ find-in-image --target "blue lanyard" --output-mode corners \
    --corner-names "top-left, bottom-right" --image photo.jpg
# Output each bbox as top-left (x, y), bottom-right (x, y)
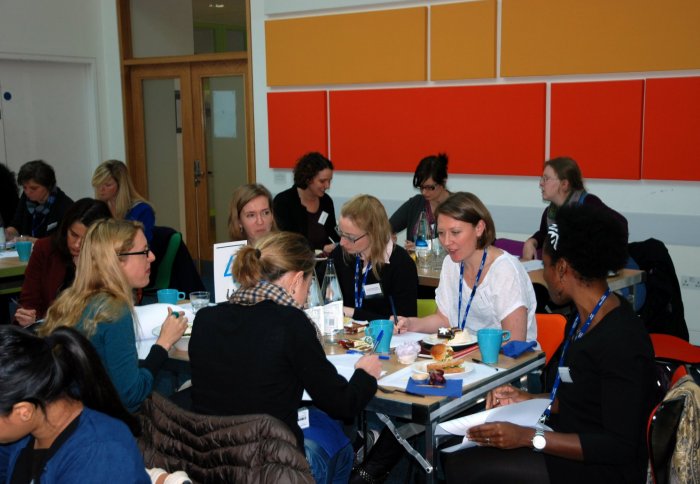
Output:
top-left (541, 288), bottom-right (611, 422)
top-left (354, 256), bottom-right (371, 308)
top-left (457, 248), bottom-right (488, 331)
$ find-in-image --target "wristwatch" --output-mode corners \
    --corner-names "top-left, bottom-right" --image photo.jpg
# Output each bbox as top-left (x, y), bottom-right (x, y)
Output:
top-left (532, 428), bottom-right (546, 452)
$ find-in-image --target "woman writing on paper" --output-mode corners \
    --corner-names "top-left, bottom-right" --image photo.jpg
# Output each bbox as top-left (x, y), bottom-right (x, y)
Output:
top-left (333, 194), bottom-right (418, 322)
top-left (273, 152), bottom-right (339, 253)
top-left (522, 156), bottom-right (628, 261)
top-left (40, 219), bottom-right (188, 412)
top-left (395, 192), bottom-right (537, 342)
top-left (442, 204), bottom-right (656, 484)
top-left (189, 231), bottom-right (381, 483)
top-left (389, 153), bottom-right (451, 251)
top-left (227, 183), bottom-right (277, 244)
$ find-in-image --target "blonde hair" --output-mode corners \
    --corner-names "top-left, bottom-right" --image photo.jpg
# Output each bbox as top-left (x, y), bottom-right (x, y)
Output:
top-left (41, 219), bottom-right (142, 337)
top-left (92, 160), bottom-right (152, 219)
top-left (233, 232), bottom-right (315, 288)
top-left (227, 184), bottom-right (278, 241)
top-left (340, 195), bottom-right (392, 278)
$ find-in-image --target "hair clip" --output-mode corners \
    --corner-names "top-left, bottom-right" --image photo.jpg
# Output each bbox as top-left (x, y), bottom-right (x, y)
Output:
top-left (547, 224), bottom-right (559, 251)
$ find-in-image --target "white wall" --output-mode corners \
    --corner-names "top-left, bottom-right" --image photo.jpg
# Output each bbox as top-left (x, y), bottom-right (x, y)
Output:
top-left (250, 1), bottom-right (700, 343)
top-left (0, 0), bottom-right (126, 164)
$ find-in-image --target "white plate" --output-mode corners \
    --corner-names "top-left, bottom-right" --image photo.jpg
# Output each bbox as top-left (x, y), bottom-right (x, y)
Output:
top-left (422, 333), bottom-right (477, 347)
top-left (411, 360), bottom-right (474, 379)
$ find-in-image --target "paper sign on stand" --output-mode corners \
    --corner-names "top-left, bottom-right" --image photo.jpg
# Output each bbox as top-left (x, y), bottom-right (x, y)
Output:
top-left (213, 240), bottom-right (247, 303)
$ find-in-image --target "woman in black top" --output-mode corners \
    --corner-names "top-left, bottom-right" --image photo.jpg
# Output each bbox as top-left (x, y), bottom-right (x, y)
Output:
top-left (189, 231), bottom-right (381, 483)
top-left (5, 160), bottom-right (73, 241)
top-left (442, 204), bottom-right (657, 484)
top-left (333, 194), bottom-right (418, 322)
top-left (273, 152), bottom-right (339, 253)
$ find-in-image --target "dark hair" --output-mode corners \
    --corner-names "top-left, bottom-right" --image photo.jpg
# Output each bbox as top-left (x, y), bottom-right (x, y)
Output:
top-left (54, 198), bottom-right (112, 262)
top-left (543, 204), bottom-right (628, 280)
top-left (435, 192), bottom-right (496, 249)
top-left (0, 163), bottom-right (19, 225)
top-left (0, 325), bottom-right (139, 435)
top-left (17, 160), bottom-right (57, 190)
top-left (232, 232), bottom-right (315, 289)
top-left (412, 153), bottom-right (448, 189)
top-left (293, 152), bottom-right (334, 189)
top-left (544, 157), bottom-right (584, 192)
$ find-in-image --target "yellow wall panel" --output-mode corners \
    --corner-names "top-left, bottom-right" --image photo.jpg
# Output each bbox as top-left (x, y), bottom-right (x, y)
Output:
top-left (431, 1), bottom-right (497, 80)
top-left (501, 0), bottom-right (700, 77)
top-left (265, 8), bottom-right (427, 86)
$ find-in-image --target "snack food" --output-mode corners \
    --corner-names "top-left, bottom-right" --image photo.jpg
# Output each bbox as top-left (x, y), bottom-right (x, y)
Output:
top-left (426, 356), bottom-right (466, 374)
top-left (430, 343), bottom-right (454, 361)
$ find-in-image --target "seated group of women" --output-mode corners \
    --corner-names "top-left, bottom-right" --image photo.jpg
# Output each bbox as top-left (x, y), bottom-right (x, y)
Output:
top-left (2, 150), bottom-right (655, 484)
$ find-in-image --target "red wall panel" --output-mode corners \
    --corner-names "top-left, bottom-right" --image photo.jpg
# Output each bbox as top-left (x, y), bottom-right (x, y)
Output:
top-left (550, 80), bottom-right (643, 179)
top-left (643, 77), bottom-right (700, 181)
top-left (267, 91), bottom-right (328, 168)
top-left (328, 84), bottom-right (546, 175)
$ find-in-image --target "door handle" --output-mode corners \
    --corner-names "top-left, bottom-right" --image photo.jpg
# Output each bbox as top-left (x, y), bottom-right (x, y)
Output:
top-left (194, 159), bottom-right (202, 187)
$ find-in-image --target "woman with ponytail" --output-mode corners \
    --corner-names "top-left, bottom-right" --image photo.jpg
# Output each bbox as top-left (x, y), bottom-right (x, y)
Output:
top-left (0, 325), bottom-right (149, 483)
top-left (189, 231), bottom-right (382, 484)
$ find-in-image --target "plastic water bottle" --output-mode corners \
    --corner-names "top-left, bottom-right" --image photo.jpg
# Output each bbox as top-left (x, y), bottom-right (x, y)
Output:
top-left (415, 211), bottom-right (431, 272)
top-left (321, 259), bottom-right (344, 334)
top-left (304, 272), bottom-right (325, 335)
top-left (0, 225), bottom-right (5, 250)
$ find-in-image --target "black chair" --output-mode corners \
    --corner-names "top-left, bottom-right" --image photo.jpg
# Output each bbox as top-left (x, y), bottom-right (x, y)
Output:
top-left (647, 395), bottom-right (686, 484)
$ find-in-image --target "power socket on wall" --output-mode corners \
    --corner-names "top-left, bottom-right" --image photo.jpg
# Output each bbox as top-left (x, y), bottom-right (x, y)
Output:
top-left (680, 276), bottom-right (700, 290)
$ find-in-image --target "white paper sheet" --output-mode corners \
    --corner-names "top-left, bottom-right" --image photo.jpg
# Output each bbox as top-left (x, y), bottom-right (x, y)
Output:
top-left (521, 259), bottom-right (544, 272)
top-left (389, 331), bottom-right (425, 348)
top-left (0, 250), bottom-right (19, 258)
top-left (437, 398), bottom-right (551, 450)
top-left (133, 303), bottom-right (194, 341)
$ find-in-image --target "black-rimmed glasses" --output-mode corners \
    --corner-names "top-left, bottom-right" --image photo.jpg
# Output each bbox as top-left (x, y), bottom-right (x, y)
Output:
top-left (118, 248), bottom-right (151, 257)
top-left (335, 225), bottom-right (367, 244)
top-left (419, 183), bottom-right (438, 192)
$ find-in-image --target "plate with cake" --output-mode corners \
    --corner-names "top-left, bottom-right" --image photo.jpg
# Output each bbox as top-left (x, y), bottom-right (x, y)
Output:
top-left (421, 327), bottom-right (476, 350)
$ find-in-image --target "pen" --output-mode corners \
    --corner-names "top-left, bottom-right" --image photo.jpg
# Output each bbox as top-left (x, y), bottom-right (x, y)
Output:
top-left (328, 236), bottom-right (336, 245)
top-left (388, 295), bottom-right (398, 326)
top-left (472, 358), bottom-right (501, 371)
top-left (372, 330), bottom-right (384, 353)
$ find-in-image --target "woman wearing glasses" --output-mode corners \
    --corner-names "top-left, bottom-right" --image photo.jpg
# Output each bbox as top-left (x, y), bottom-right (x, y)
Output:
top-left (332, 195), bottom-right (418, 321)
top-left (389, 153), bottom-right (451, 251)
top-left (273, 152), bottom-right (340, 254)
top-left (40, 219), bottom-right (188, 412)
top-left (522, 157), bottom-right (628, 261)
top-left (442, 204), bottom-right (656, 484)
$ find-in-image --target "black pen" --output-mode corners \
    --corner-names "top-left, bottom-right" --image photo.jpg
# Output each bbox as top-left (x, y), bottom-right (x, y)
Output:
top-left (472, 358), bottom-right (501, 371)
top-left (388, 295), bottom-right (398, 326)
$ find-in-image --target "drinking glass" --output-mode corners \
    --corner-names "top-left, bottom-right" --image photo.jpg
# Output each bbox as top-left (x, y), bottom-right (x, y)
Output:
top-left (190, 291), bottom-right (210, 313)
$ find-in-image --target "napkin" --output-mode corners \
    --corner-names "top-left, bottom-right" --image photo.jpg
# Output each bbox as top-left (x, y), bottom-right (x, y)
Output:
top-left (501, 340), bottom-right (537, 358)
top-left (405, 378), bottom-right (462, 398)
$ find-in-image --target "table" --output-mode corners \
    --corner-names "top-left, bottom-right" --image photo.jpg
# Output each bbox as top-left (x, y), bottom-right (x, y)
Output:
top-left (159, 336), bottom-right (544, 482)
top-left (0, 254), bottom-right (28, 295)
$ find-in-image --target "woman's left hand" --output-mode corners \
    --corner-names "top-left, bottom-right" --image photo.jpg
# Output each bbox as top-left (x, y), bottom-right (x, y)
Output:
top-left (467, 422), bottom-right (532, 450)
top-left (156, 307), bottom-right (189, 351)
top-left (322, 242), bottom-right (336, 254)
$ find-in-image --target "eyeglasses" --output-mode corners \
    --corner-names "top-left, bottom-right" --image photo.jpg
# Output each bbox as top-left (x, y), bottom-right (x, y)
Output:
top-left (335, 225), bottom-right (367, 244)
top-left (419, 183), bottom-right (438, 192)
top-left (540, 175), bottom-right (559, 183)
top-left (118, 248), bottom-right (151, 257)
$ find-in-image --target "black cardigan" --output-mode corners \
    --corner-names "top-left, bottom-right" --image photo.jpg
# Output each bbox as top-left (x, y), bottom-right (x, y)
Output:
top-left (273, 186), bottom-right (340, 249)
top-left (10, 188), bottom-right (73, 238)
top-left (189, 301), bottom-right (377, 448)
top-left (332, 244), bottom-right (418, 321)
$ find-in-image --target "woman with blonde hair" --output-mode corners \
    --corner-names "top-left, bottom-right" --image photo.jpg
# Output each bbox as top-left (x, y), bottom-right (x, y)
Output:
top-left (189, 231), bottom-right (381, 483)
top-left (40, 218), bottom-right (187, 412)
top-left (227, 183), bottom-right (277, 244)
top-left (332, 194), bottom-right (418, 322)
top-left (92, 160), bottom-right (156, 242)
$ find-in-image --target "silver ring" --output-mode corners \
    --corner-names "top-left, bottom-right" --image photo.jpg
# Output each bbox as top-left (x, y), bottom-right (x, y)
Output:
top-left (487, 437), bottom-right (490, 444)
top-left (495, 398), bottom-right (500, 405)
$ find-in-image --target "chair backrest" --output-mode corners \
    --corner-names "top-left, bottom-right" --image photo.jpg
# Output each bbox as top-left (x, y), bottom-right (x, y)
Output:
top-left (535, 313), bottom-right (567, 365)
top-left (647, 396), bottom-right (686, 484)
top-left (417, 299), bottom-right (437, 318)
top-left (153, 231), bottom-right (181, 290)
top-left (138, 392), bottom-right (314, 484)
top-left (493, 238), bottom-right (526, 258)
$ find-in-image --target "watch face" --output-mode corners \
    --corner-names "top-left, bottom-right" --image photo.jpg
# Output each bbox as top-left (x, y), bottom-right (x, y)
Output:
top-left (533, 434), bottom-right (546, 450)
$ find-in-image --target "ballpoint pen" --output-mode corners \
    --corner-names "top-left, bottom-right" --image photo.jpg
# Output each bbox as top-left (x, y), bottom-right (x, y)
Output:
top-left (388, 295), bottom-right (398, 326)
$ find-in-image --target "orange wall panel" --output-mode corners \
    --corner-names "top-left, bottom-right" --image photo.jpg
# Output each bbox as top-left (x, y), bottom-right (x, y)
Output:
top-left (329, 84), bottom-right (545, 175)
top-left (267, 91), bottom-right (328, 168)
top-left (265, 8), bottom-right (427, 86)
top-left (501, 0), bottom-right (700, 77)
top-left (550, 81), bottom-right (643, 180)
top-left (643, 77), bottom-right (700, 181)
top-left (431, 1), bottom-right (497, 80)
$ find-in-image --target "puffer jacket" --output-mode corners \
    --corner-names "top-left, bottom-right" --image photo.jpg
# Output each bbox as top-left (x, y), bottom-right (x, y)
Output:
top-left (138, 393), bottom-right (314, 484)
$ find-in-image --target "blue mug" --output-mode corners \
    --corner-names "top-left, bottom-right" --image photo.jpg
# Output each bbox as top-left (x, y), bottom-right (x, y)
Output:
top-left (157, 289), bottom-right (185, 305)
top-left (477, 328), bottom-right (511, 364)
top-left (16, 240), bottom-right (33, 262)
top-left (367, 319), bottom-right (394, 354)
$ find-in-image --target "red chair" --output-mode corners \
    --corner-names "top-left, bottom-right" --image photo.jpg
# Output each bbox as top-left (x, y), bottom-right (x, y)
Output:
top-left (650, 333), bottom-right (700, 390)
top-left (535, 313), bottom-right (567, 365)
